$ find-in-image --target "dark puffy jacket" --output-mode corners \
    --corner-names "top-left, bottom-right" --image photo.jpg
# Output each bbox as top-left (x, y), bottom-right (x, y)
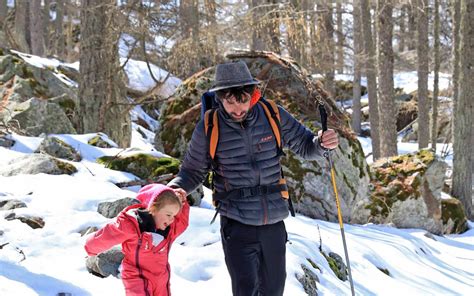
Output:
top-left (168, 100), bottom-right (324, 225)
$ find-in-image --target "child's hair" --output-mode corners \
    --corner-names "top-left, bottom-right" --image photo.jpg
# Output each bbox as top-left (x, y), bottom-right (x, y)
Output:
top-left (148, 190), bottom-right (182, 212)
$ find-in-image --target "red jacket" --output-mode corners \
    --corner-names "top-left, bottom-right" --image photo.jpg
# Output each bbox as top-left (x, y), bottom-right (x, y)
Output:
top-left (85, 185), bottom-right (190, 296)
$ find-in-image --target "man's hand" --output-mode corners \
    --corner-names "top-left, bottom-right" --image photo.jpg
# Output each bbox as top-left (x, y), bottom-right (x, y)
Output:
top-left (172, 188), bottom-right (187, 203)
top-left (318, 129), bottom-right (339, 150)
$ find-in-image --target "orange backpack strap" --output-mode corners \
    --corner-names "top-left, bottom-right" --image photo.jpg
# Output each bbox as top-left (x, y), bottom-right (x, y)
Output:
top-left (258, 99), bottom-right (282, 150)
top-left (204, 109), bottom-right (219, 160)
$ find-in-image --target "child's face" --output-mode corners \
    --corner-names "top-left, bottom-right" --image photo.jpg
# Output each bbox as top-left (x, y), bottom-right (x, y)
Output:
top-left (152, 203), bottom-right (181, 230)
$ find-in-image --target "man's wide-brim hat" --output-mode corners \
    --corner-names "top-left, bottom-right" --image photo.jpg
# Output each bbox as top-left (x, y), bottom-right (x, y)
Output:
top-left (209, 60), bottom-right (260, 92)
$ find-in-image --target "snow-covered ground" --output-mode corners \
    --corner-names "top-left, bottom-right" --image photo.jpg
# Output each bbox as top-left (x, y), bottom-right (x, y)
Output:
top-left (0, 131), bottom-right (473, 296)
top-left (1, 50), bottom-right (472, 295)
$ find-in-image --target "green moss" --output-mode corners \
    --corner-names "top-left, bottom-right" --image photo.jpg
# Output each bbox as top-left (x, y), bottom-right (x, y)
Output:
top-left (88, 135), bottom-right (114, 148)
top-left (321, 251), bottom-right (346, 281)
top-left (306, 258), bottom-right (321, 272)
top-left (97, 154), bottom-right (180, 179)
top-left (56, 98), bottom-right (76, 110)
top-left (53, 159), bottom-right (77, 175)
top-left (367, 149), bottom-right (431, 218)
top-left (441, 199), bottom-right (468, 234)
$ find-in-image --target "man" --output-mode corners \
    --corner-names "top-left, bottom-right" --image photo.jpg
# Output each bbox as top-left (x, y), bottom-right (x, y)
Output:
top-left (168, 60), bottom-right (338, 296)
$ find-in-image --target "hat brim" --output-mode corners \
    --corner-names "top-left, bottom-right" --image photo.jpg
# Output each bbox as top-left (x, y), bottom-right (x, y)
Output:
top-left (209, 79), bottom-right (260, 92)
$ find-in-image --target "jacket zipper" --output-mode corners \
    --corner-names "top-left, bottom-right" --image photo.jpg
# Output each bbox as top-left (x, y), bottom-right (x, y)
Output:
top-left (135, 238), bottom-right (150, 296)
top-left (242, 115), bottom-right (267, 224)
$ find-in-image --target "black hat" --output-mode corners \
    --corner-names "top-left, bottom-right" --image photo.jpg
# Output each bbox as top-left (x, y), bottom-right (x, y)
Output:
top-left (209, 60), bottom-right (259, 92)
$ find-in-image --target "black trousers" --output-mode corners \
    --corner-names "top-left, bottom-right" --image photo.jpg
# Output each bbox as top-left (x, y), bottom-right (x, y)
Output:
top-left (220, 216), bottom-right (287, 296)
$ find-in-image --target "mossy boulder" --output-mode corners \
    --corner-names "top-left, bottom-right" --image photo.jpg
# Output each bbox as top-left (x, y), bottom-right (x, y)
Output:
top-left (401, 99), bottom-right (452, 143)
top-left (0, 50), bottom-right (79, 135)
top-left (97, 153), bottom-right (180, 180)
top-left (36, 136), bottom-right (82, 161)
top-left (5, 97), bottom-right (76, 136)
top-left (88, 134), bottom-right (117, 148)
top-left (441, 198), bottom-right (469, 234)
top-left (297, 263), bottom-right (319, 295)
top-left (322, 251), bottom-right (347, 281)
top-left (157, 51), bottom-right (371, 222)
top-left (365, 149), bottom-right (467, 234)
top-left (0, 154), bottom-right (77, 176)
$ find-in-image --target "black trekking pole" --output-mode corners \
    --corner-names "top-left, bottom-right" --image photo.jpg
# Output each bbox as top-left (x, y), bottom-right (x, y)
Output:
top-left (318, 102), bottom-right (355, 296)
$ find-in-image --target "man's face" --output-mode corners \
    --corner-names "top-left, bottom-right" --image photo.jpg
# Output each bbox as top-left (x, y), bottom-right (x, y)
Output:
top-left (220, 91), bottom-right (252, 122)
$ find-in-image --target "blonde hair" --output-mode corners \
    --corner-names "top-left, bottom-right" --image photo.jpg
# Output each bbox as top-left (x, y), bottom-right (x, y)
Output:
top-left (148, 190), bottom-right (182, 212)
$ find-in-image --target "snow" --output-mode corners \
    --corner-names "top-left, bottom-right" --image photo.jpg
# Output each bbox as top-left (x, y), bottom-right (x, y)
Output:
top-left (357, 136), bottom-right (454, 167)
top-left (335, 71), bottom-right (452, 96)
top-left (0, 48), bottom-right (471, 294)
top-left (8, 49), bottom-right (182, 97)
top-left (0, 131), bottom-right (472, 296)
top-left (121, 58), bottom-right (182, 96)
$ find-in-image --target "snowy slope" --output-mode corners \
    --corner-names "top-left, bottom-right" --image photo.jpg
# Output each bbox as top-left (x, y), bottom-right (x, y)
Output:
top-left (0, 133), bottom-right (473, 296)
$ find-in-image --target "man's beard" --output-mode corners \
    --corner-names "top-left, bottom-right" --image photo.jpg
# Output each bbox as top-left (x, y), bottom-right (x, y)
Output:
top-left (230, 111), bottom-right (248, 122)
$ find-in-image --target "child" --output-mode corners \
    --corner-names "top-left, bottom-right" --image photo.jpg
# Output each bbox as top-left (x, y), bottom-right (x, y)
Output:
top-left (85, 184), bottom-right (189, 296)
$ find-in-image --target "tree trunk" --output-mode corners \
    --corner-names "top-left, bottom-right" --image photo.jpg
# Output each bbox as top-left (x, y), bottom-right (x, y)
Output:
top-left (43, 0), bottom-right (50, 54)
top-left (452, 0), bottom-right (474, 220)
top-left (204, 0), bottom-right (217, 50)
top-left (416, 0), bottom-right (430, 149)
top-left (318, 2), bottom-right (335, 97)
top-left (399, 4), bottom-right (406, 52)
top-left (431, 0), bottom-right (440, 151)
top-left (29, 0), bottom-right (45, 56)
top-left (377, 0), bottom-right (397, 158)
top-left (55, 0), bottom-right (65, 58)
top-left (0, 0), bottom-right (7, 26)
top-left (287, 0), bottom-right (304, 64)
top-left (361, 0), bottom-right (381, 160)
top-left (336, 1), bottom-right (344, 73)
top-left (452, 1), bottom-right (461, 117)
top-left (78, 0), bottom-right (131, 147)
top-left (407, 3), bottom-right (416, 50)
top-left (66, 1), bottom-right (75, 61)
top-left (352, 0), bottom-right (362, 134)
top-left (13, 0), bottom-right (30, 53)
top-left (250, 0), bottom-right (280, 53)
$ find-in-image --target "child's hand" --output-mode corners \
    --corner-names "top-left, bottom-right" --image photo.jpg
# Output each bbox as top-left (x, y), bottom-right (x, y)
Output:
top-left (173, 188), bottom-right (187, 203)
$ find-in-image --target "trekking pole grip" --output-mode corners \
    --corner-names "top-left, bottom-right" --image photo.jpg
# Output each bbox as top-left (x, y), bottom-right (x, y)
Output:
top-left (319, 103), bottom-right (328, 132)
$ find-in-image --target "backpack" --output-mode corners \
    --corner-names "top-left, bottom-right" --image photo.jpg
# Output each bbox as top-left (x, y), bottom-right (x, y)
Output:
top-left (200, 91), bottom-right (296, 223)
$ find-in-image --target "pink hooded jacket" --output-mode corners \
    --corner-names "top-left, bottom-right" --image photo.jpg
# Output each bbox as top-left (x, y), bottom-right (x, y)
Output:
top-left (85, 184), bottom-right (190, 296)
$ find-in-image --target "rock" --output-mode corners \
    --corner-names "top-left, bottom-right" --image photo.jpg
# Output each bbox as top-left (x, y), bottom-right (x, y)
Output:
top-left (36, 136), bottom-right (82, 161)
top-left (441, 198), bottom-right (469, 234)
top-left (323, 252), bottom-right (348, 281)
top-left (4, 98), bottom-right (76, 136)
top-left (98, 197), bottom-right (140, 219)
top-left (4, 212), bottom-right (45, 229)
top-left (157, 51), bottom-right (370, 222)
top-left (88, 134), bottom-right (117, 148)
top-left (0, 50), bottom-right (79, 135)
top-left (0, 199), bottom-right (27, 210)
top-left (396, 100), bottom-right (417, 131)
top-left (0, 136), bottom-right (15, 148)
top-left (86, 247), bottom-right (124, 278)
top-left (401, 99), bottom-right (452, 143)
top-left (0, 154), bottom-right (77, 176)
top-left (296, 264), bottom-right (319, 296)
top-left (79, 226), bottom-right (99, 237)
top-left (97, 153), bottom-right (180, 180)
top-left (365, 149), bottom-right (467, 234)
